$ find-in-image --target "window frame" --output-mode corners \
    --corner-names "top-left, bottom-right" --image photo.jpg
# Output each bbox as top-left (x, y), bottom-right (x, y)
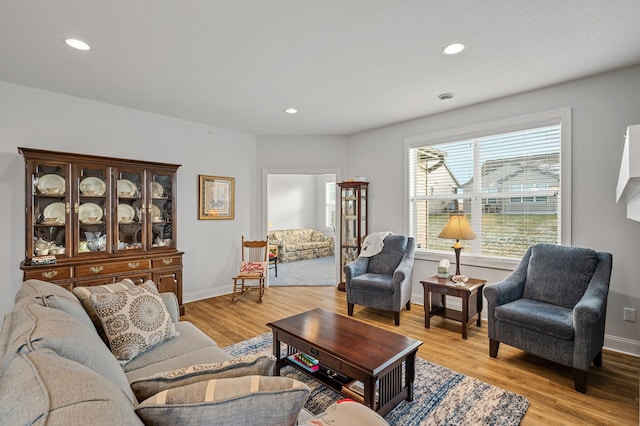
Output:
top-left (403, 108), bottom-right (572, 269)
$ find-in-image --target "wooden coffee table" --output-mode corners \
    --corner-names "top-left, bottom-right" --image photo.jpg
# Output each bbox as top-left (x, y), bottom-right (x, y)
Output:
top-left (267, 308), bottom-right (422, 416)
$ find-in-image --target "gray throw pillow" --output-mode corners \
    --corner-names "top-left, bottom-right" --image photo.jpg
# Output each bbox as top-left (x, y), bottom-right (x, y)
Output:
top-left (136, 375), bottom-right (309, 426)
top-left (90, 281), bottom-right (178, 364)
top-left (130, 352), bottom-right (276, 401)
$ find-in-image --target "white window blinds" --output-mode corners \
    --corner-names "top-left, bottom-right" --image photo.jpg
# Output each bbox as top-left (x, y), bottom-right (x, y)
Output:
top-left (409, 124), bottom-right (561, 259)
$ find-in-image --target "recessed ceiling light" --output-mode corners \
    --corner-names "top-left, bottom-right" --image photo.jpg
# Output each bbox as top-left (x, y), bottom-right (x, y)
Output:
top-left (443, 43), bottom-right (465, 55)
top-left (64, 38), bottom-right (91, 51)
top-left (438, 92), bottom-right (455, 101)
top-left (284, 108), bottom-right (298, 114)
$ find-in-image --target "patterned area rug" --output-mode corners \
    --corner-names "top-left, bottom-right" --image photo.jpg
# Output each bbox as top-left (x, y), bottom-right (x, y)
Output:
top-left (225, 333), bottom-right (529, 425)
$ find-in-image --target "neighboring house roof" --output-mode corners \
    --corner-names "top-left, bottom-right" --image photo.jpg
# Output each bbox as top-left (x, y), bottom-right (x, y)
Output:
top-left (461, 153), bottom-right (559, 188)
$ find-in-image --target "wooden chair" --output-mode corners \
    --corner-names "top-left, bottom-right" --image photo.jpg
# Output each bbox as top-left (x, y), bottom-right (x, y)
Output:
top-left (232, 236), bottom-right (268, 302)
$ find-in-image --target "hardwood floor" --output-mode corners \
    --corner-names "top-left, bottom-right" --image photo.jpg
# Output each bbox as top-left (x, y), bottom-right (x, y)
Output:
top-left (182, 286), bottom-right (639, 425)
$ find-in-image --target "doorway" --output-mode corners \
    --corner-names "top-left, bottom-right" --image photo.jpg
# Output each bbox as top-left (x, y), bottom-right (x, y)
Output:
top-left (264, 170), bottom-right (338, 286)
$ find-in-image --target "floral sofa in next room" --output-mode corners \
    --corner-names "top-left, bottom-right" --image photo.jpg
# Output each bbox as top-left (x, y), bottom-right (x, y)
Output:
top-left (268, 228), bottom-right (334, 263)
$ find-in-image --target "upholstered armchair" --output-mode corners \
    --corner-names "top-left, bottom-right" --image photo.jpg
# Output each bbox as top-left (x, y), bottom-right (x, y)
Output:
top-left (484, 243), bottom-right (612, 393)
top-left (344, 235), bottom-right (415, 326)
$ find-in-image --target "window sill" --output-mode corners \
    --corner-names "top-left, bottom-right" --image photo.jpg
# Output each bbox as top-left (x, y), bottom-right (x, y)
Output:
top-left (414, 249), bottom-right (519, 272)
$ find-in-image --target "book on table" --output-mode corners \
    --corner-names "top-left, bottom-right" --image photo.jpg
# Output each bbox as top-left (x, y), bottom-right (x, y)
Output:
top-left (287, 352), bottom-right (319, 372)
top-left (341, 379), bottom-right (379, 408)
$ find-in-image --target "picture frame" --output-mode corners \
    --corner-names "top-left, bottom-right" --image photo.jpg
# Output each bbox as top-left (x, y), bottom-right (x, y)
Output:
top-left (198, 175), bottom-right (234, 220)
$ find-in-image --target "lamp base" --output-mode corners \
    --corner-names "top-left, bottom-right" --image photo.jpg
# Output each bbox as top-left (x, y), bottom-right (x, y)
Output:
top-left (453, 241), bottom-right (462, 276)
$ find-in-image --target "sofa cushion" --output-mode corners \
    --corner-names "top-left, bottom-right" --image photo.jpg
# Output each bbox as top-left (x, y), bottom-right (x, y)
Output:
top-left (523, 244), bottom-right (598, 309)
top-left (72, 279), bottom-right (137, 342)
top-left (14, 279), bottom-right (94, 330)
top-left (136, 375), bottom-right (309, 426)
top-left (130, 352), bottom-right (276, 401)
top-left (368, 235), bottom-right (408, 276)
top-left (494, 298), bottom-right (574, 340)
top-left (90, 281), bottom-right (178, 364)
top-left (300, 399), bottom-right (389, 426)
top-left (0, 348), bottom-right (142, 426)
top-left (350, 273), bottom-right (394, 294)
top-left (2, 304), bottom-right (135, 403)
top-left (123, 321), bottom-right (220, 373)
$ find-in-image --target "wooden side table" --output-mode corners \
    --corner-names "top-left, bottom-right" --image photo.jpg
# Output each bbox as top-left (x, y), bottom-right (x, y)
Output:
top-left (420, 276), bottom-right (487, 339)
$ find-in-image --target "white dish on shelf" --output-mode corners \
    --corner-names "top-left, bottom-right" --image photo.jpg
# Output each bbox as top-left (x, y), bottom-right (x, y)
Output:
top-left (79, 203), bottom-right (103, 223)
top-left (43, 202), bottom-right (66, 224)
top-left (117, 179), bottom-right (137, 197)
top-left (37, 174), bottom-right (65, 195)
top-left (150, 204), bottom-right (162, 222)
top-left (118, 204), bottom-right (136, 223)
top-left (151, 182), bottom-right (164, 198)
top-left (80, 177), bottom-right (106, 196)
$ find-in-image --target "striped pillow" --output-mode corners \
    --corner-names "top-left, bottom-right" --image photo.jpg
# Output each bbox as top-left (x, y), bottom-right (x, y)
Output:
top-left (130, 352), bottom-right (276, 401)
top-left (136, 375), bottom-right (309, 426)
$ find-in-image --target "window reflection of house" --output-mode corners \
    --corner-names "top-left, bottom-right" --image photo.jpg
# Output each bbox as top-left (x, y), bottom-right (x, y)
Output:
top-left (461, 153), bottom-right (560, 214)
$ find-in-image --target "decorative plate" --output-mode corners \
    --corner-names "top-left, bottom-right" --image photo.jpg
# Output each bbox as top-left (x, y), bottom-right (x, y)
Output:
top-left (37, 174), bottom-right (65, 195)
top-left (117, 179), bottom-right (137, 197)
top-left (80, 177), bottom-right (106, 196)
top-left (118, 204), bottom-right (136, 223)
top-left (150, 204), bottom-right (162, 222)
top-left (43, 202), bottom-right (66, 224)
top-left (151, 182), bottom-right (164, 198)
top-left (78, 203), bottom-right (103, 223)
top-left (451, 275), bottom-right (469, 284)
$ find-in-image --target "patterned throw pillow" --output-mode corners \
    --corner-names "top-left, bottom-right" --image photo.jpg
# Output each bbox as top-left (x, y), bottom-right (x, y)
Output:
top-left (238, 261), bottom-right (266, 276)
top-left (130, 352), bottom-right (276, 401)
top-left (90, 280), bottom-right (178, 364)
top-left (136, 375), bottom-right (309, 426)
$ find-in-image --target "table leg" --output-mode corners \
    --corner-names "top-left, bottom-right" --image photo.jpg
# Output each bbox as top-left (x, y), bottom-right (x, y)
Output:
top-left (272, 334), bottom-right (281, 376)
top-left (424, 287), bottom-right (431, 328)
top-left (461, 291), bottom-right (469, 339)
top-left (476, 286), bottom-right (483, 327)
top-left (364, 376), bottom-right (376, 409)
top-left (406, 351), bottom-right (416, 401)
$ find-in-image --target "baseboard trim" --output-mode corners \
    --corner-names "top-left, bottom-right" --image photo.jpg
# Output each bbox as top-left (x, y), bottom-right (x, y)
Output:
top-left (603, 335), bottom-right (640, 357)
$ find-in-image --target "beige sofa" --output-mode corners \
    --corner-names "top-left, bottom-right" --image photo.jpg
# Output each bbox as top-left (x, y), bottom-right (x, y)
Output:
top-left (0, 279), bottom-right (387, 425)
top-left (269, 228), bottom-right (334, 263)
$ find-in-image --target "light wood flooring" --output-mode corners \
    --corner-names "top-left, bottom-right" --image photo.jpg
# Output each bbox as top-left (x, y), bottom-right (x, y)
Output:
top-left (182, 286), bottom-right (639, 425)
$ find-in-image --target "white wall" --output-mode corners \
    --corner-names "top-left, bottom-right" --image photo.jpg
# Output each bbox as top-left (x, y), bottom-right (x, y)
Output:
top-left (0, 82), bottom-right (257, 316)
top-left (268, 174), bottom-right (318, 230)
top-left (346, 65), bottom-right (640, 355)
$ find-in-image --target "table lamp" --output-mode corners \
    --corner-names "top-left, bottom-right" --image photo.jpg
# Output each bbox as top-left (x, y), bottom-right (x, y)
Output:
top-left (438, 214), bottom-right (476, 276)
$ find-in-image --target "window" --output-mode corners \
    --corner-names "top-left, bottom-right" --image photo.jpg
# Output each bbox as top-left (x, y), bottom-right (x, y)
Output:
top-left (325, 181), bottom-right (336, 228)
top-left (406, 110), bottom-right (570, 260)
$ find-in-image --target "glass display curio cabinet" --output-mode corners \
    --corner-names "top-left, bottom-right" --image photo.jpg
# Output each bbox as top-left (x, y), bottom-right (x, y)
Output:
top-left (337, 181), bottom-right (368, 291)
top-left (19, 148), bottom-right (185, 314)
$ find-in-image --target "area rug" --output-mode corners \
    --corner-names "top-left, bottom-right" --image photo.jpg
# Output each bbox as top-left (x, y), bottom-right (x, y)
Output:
top-left (224, 333), bottom-right (529, 425)
top-left (268, 256), bottom-right (335, 286)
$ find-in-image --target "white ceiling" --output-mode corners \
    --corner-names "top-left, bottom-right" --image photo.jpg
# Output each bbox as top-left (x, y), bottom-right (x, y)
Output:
top-left (2, 1), bottom-right (640, 136)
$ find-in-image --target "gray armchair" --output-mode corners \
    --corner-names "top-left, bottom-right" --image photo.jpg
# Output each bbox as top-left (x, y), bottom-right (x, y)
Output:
top-left (484, 243), bottom-right (612, 393)
top-left (344, 235), bottom-right (415, 326)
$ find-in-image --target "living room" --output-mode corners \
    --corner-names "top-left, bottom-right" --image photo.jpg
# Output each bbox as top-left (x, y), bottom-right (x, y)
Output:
top-left (1, 2), bottom-right (639, 425)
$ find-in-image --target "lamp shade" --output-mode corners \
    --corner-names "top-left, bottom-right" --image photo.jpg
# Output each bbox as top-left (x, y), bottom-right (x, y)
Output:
top-left (438, 214), bottom-right (477, 241)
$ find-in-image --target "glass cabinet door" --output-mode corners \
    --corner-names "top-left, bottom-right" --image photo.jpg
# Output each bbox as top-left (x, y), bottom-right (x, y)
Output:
top-left (75, 164), bottom-right (110, 256)
top-left (114, 168), bottom-right (146, 252)
top-left (149, 171), bottom-right (175, 249)
top-left (29, 161), bottom-right (71, 258)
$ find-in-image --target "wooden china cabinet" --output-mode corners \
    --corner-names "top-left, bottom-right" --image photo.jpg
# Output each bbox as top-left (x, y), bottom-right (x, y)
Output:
top-left (337, 181), bottom-right (368, 291)
top-left (19, 148), bottom-right (185, 314)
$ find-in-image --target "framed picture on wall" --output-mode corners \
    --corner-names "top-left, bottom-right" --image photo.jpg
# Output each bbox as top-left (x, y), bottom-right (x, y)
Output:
top-left (198, 175), bottom-right (234, 220)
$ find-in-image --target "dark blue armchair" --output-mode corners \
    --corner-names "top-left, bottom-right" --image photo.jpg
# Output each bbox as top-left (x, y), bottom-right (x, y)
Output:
top-left (344, 235), bottom-right (415, 326)
top-left (484, 244), bottom-right (612, 393)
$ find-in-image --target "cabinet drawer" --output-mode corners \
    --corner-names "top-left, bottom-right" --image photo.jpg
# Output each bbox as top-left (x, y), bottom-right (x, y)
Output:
top-left (152, 256), bottom-right (182, 268)
top-left (25, 266), bottom-right (72, 281)
top-left (289, 335), bottom-right (342, 370)
top-left (75, 259), bottom-right (151, 277)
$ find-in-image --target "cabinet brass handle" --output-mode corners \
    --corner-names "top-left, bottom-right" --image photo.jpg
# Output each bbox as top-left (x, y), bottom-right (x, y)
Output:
top-left (42, 271), bottom-right (58, 279)
top-left (127, 262), bottom-right (140, 269)
top-left (162, 258), bottom-right (173, 265)
top-left (89, 266), bottom-right (104, 273)
top-left (66, 202), bottom-right (71, 214)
